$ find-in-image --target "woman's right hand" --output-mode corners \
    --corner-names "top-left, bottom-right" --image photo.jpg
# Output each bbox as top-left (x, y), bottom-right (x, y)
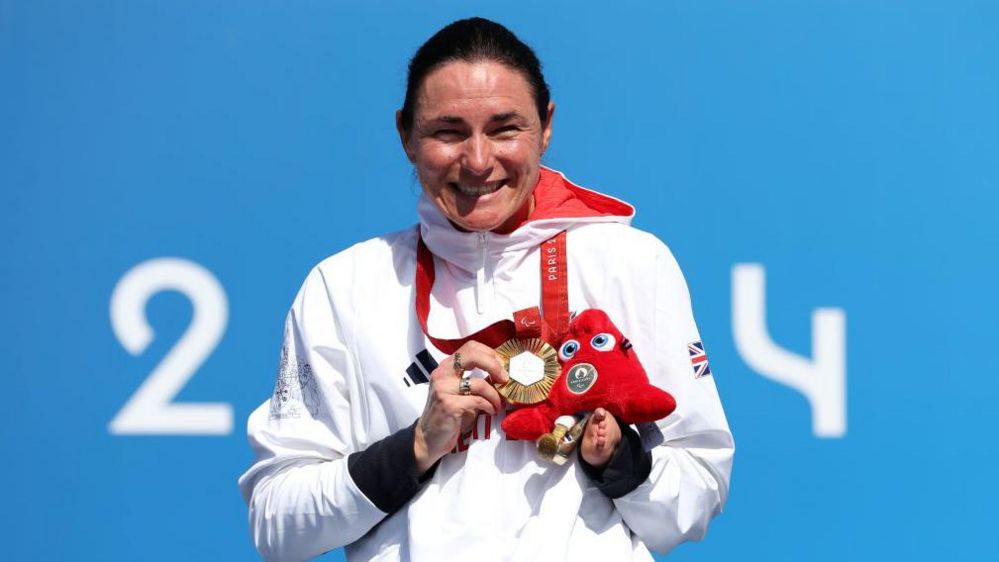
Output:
top-left (414, 341), bottom-right (509, 474)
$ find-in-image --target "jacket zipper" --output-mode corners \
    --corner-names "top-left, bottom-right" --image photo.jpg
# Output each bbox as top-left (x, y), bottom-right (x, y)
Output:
top-left (475, 232), bottom-right (489, 314)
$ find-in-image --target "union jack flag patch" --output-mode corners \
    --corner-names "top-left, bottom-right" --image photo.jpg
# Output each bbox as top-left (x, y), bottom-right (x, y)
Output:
top-left (688, 341), bottom-right (712, 378)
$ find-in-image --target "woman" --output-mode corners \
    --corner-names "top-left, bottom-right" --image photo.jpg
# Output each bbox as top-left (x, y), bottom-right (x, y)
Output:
top-left (239, 17), bottom-right (733, 562)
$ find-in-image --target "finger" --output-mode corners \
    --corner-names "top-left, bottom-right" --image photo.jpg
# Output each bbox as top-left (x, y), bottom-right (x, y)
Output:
top-left (606, 421), bottom-right (622, 449)
top-left (444, 372), bottom-right (503, 412)
top-left (428, 358), bottom-right (473, 396)
top-left (454, 395), bottom-right (496, 416)
top-left (466, 377), bottom-right (504, 413)
top-left (450, 376), bottom-right (502, 411)
top-left (456, 341), bottom-right (509, 384)
top-left (443, 353), bottom-right (465, 378)
top-left (429, 365), bottom-right (457, 389)
top-left (443, 390), bottom-right (498, 415)
top-left (428, 371), bottom-right (462, 408)
top-left (433, 352), bottom-right (475, 384)
top-left (599, 409), bottom-right (621, 437)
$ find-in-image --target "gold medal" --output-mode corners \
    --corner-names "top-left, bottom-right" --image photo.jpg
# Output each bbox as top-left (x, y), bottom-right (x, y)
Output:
top-left (493, 338), bottom-right (561, 404)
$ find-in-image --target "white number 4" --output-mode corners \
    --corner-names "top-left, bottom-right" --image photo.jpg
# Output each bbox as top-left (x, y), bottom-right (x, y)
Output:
top-left (109, 258), bottom-right (233, 435)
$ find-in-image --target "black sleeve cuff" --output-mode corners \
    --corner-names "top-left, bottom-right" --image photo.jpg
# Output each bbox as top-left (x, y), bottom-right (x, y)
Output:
top-left (347, 420), bottom-right (438, 514)
top-left (578, 423), bottom-right (652, 499)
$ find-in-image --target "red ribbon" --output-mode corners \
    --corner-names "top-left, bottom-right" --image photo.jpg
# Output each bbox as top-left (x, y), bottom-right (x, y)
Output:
top-left (539, 231), bottom-right (570, 341)
top-left (415, 231), bottom-right (569, 354)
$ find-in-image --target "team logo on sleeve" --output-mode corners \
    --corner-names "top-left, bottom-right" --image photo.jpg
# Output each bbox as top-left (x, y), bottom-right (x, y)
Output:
top-left (269, 345), bottom-right (320, 420)
top-left (688, 341), bottom-right (712, 379)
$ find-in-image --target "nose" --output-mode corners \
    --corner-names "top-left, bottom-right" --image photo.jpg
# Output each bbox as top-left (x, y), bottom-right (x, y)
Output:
top-left (461, 134), bottom-right (493, 177)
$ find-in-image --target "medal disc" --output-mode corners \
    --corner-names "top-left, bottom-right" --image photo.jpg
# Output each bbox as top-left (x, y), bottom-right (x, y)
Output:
top-left (494, 338), bottom-right (561, 404)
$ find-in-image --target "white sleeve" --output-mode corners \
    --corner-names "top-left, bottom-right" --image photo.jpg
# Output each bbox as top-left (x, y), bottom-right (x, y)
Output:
top-left (237, 269), bottom-right (386, 562)
top-left (613, 246), bottom-right (735, 554)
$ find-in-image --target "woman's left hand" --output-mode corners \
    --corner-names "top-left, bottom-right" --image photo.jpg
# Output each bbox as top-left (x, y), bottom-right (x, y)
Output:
top-left (580, 407), bottom-right (622, 468)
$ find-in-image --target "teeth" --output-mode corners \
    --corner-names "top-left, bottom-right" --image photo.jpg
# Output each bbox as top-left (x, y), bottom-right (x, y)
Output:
top-left (453, 181), bottom-right (504, 196)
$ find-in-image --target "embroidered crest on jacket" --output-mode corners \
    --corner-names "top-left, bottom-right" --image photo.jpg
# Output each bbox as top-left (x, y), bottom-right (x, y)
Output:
top-left (269, 345), bottom-right (320, 420)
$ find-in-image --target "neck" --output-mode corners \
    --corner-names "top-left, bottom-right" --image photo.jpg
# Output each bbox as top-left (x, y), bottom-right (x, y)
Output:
top-left (491, 195), bottom-right (535, 234)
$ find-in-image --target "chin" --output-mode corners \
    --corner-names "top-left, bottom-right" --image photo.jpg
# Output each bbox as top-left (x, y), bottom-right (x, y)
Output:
top-left (453, 215), bottom-right (505, 232)
top-left (444, 198), bottom-right (518, 232)
top-left (436, 186), bottom-right (530, 232)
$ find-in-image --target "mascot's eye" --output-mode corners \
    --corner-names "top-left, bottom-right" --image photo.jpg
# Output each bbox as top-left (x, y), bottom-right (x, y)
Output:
top-left (559, 340), bottom-right (580, 361)
top-left (590, 333), bottom-right (616, 351)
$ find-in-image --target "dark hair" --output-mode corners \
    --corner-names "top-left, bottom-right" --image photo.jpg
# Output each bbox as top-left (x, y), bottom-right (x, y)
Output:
top-left (399, 17), bottom-right (551, 133)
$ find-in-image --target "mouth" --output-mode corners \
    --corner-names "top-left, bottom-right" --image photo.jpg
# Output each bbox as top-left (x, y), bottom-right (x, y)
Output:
top-left (449, 179), bottom-right (507, 197)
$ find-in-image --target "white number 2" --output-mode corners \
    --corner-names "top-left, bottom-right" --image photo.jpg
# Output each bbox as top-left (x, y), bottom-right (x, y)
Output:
top-left (109, 258), bottom-right (233, 435)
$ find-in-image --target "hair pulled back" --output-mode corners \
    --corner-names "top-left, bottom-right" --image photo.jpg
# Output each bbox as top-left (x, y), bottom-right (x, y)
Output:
top-left (400, 18), bottom-right (551, 133)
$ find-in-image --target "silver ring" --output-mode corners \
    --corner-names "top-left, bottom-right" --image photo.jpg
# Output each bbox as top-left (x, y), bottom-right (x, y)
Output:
top-left (458, 374), bottom-right (472, 396)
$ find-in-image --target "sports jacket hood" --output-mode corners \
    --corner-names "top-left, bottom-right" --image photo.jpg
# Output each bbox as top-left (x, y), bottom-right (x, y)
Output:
top-left (418, 167), bottom-right (635, 273)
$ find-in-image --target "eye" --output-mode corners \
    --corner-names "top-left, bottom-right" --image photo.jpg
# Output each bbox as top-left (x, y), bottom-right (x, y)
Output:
top-left (559, 340), bottom-right (580, 361)
top-left (432, 129), bottom-right (462, 140)
top-left (590, 333), bottom-right (616, 351)
top-left (492, 125), bottom-right (519, 137)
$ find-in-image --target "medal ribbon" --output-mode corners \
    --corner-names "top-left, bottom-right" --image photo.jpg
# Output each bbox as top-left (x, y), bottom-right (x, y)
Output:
top-left (415, 230), bottom-right (569, 355)
top-left (540, 231), bottom-right (570, 340)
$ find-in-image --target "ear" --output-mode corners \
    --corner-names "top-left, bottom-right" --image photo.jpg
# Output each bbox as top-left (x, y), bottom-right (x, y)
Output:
top-left (396, 110), bottom-right (416, 163)
top-left (540, 102), bottom-right (555, 154)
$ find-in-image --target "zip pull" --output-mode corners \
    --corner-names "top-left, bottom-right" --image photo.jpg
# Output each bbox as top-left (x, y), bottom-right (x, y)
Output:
top-left (475, 232), bottom-right (489, 315)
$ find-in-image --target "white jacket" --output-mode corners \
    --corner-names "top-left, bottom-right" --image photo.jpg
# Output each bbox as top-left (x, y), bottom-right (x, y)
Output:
top-left (238, 168), bottom-right (734, 562)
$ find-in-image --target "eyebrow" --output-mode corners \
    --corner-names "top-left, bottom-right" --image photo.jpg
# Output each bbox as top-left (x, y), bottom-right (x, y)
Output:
top-left (430, 111), bottom-right (523, 124)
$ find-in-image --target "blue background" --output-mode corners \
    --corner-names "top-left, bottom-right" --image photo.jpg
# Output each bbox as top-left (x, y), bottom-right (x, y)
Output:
top-left (2, 1), bottom-right (997, 560)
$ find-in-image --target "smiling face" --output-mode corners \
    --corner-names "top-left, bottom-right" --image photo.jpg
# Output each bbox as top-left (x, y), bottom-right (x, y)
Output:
top-left (399, 60), bottom-right (554, 233)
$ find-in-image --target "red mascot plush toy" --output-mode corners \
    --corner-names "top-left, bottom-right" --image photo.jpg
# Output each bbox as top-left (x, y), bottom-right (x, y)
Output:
top-left (502, 309), bottom-right (677, 446)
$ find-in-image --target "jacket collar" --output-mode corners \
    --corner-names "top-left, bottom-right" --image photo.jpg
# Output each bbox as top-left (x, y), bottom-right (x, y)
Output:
top-left (417, 167), bottom-right (635, 272)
